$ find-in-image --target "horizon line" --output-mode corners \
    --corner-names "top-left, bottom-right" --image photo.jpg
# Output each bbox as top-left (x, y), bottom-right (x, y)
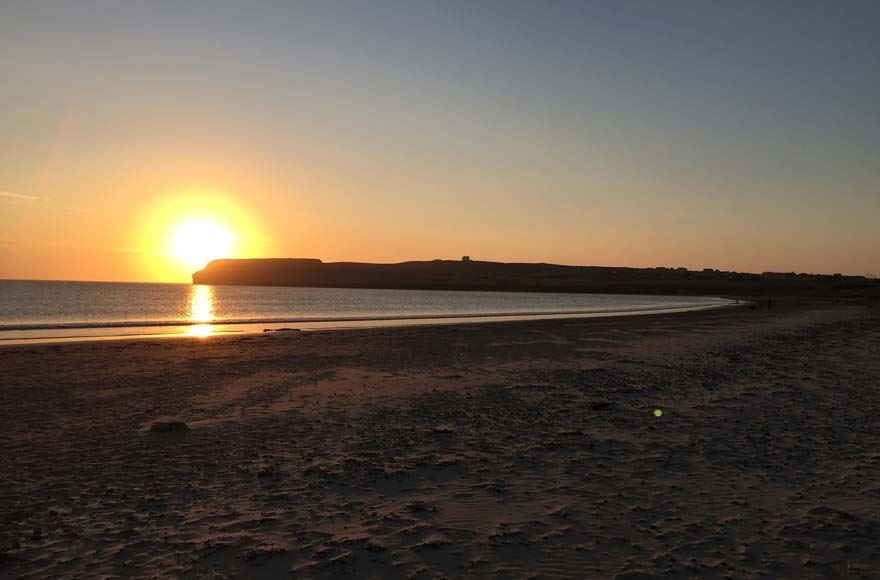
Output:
top-left (3, 256), bottom-right (877, 285)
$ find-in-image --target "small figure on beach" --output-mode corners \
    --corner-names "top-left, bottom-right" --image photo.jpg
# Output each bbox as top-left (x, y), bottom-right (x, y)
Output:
top-left (767, 296), bottom-right (772, 310)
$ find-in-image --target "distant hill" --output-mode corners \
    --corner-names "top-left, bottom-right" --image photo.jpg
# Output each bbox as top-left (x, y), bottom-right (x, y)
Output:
top-left (192, 258), bottom-right (878, 297)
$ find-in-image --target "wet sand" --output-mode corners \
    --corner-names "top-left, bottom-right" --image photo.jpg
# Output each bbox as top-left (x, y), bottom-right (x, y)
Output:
top-left (1, 297), bottom-right (879, 578)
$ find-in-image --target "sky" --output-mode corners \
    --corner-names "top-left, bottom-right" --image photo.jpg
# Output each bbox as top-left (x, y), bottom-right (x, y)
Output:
top-left (1, 0), bottom-right (878, 282)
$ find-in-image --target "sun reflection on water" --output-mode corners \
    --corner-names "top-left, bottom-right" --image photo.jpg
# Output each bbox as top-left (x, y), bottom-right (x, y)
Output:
top-left (187, 285), bottom-right (215, 337)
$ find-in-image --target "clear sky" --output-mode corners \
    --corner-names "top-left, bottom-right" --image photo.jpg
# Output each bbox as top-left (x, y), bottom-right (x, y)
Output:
top-left (1, 1), bottom-right (878, 282)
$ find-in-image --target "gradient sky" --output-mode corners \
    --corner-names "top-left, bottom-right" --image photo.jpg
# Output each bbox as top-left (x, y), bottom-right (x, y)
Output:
top-left (2, 1), bottom-right (878, 282)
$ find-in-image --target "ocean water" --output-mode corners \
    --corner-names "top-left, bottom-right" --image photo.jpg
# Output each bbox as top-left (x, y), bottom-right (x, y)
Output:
top-left (0, 280), bottom-right (734, 344)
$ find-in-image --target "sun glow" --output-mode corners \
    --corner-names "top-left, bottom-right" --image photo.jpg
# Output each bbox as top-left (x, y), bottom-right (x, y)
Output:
top-left (172, 219), bottom-right (235, 269)
top-left (137, 192), bottom-right (267, 282)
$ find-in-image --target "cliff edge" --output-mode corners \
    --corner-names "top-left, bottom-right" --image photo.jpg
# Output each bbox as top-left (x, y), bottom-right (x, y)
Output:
top-left (192, 258), bottom-right (877, 297)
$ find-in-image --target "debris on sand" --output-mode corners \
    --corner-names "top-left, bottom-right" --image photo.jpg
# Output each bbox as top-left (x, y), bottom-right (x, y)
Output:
top-left (147, 417), bottom-right (190, 433)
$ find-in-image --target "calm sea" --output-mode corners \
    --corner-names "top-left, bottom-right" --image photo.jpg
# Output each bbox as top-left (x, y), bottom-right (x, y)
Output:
top-left (0, 280), bottom-right (734, 344)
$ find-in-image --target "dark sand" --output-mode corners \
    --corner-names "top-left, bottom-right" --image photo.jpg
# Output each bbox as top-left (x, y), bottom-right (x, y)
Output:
top-left (1, 298), bottom-right (879, 578)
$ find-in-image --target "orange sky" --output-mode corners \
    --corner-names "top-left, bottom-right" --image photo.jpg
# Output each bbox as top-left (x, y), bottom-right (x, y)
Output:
top-left (2, 173), bottom-right (875, 282)
top-left (2, 2), bottom-right (879, 282)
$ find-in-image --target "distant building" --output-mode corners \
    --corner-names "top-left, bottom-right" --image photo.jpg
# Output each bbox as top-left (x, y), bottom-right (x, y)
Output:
top-left (461, 256), bottom-right (471, 262)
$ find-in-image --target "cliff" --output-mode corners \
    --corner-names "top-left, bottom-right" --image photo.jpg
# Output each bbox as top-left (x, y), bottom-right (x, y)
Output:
top-left (191, 258), bottom-right (878, 297)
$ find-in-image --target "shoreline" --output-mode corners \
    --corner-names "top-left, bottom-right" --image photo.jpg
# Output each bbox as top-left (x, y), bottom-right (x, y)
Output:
top-left (2, 297), bottom-right (878, 577)
top-left (0, 298), bottom-right (739, 346)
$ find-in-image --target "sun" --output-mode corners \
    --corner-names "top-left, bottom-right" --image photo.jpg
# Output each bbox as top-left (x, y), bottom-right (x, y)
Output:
top-left (171, 218), bottom-right (235, 269)
top-left (137, 192), bottom-right (266, 281)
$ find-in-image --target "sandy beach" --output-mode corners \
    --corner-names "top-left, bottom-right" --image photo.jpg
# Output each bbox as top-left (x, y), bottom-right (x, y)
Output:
top-left (1, 297), bottom-right (879, 579)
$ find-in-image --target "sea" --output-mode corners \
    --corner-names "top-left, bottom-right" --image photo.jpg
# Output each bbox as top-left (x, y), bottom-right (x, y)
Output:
top-left (0, 280), bottom-right (734, 344)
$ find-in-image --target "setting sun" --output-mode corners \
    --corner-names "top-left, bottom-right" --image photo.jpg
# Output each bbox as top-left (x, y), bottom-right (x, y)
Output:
top-left (135, 192), bottom-right (267, 281)
top-left (171, 219), bottom-right (235, 269)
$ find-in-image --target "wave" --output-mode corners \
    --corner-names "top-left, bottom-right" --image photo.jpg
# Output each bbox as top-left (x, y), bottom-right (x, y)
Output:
top-left (0, 301), bottom-right (734, 332)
